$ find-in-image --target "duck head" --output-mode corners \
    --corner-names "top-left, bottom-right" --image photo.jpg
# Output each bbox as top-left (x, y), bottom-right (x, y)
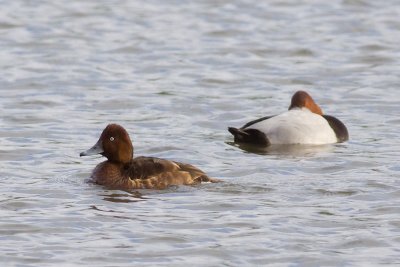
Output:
top-left (80, 124), bottom-right (133, 164)
top-left (288, 90), bottom-right (323, 115)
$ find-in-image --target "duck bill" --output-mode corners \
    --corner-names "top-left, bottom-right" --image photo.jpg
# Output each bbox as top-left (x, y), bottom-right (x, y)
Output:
top-left (80, 141), bottom-right (104, 157)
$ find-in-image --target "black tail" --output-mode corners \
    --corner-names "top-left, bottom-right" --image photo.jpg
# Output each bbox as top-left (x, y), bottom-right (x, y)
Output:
top-left (228, 127), bottom-right (249, 138)
top-left (228, 127), bottom-right (270, 146)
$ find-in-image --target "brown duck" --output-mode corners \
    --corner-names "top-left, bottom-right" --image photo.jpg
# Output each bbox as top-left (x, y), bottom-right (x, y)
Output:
top-left (80, 124), bottom-right (218, 190)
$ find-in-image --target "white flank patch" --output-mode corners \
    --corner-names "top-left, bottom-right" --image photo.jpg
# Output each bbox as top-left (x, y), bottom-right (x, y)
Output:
top-left (248, 108), bottom-right (337, 145)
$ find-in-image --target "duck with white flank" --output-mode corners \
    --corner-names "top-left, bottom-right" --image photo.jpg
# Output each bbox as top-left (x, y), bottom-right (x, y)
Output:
top-left (228, 91), bottom-right (348, 146)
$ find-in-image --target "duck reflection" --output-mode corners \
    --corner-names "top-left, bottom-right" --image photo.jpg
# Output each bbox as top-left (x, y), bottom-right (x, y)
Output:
top-left (99, 191), bottom-right (145, 203)
top-left (227, 141), bottom-right (335, 156)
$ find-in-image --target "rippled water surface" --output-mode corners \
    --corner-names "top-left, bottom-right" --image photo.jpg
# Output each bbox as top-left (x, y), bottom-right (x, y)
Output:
top-left (1, 0), bottom-right (400, 266)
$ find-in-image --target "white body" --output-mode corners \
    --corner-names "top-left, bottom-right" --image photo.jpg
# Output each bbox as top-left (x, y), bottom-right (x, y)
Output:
top-left (248, 108), bottom-right (337, 145)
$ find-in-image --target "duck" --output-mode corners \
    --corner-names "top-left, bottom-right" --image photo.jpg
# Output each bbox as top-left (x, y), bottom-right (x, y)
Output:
top-left (80, 124), bottom-right (218, 190)
top-left (228, 91), bottom-right (348, 146)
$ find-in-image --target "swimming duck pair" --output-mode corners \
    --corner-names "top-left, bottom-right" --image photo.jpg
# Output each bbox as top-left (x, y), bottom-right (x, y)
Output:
top-left (81, 91), bottom-right (348, 190)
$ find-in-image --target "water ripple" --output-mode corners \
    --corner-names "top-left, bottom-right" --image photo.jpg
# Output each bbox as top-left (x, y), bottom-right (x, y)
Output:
top-left (1, 0), bottom-right (400, 266)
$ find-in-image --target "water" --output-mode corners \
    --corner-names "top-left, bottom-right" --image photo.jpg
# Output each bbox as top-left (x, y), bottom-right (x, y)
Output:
top-left (1, 0), bottom-right (400, 266)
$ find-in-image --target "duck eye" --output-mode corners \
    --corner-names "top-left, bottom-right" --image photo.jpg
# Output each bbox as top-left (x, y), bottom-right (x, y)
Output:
top-left (109, 137), bottom-right (115, 142)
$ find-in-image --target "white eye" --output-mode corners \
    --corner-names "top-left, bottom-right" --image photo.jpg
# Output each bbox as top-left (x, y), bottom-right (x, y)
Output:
top-left (110, 137), bottom-right (115, 142)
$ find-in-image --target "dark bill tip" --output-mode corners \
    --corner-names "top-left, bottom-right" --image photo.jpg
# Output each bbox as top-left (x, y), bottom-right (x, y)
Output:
top-left (79, 141), bottom-right (104, 157)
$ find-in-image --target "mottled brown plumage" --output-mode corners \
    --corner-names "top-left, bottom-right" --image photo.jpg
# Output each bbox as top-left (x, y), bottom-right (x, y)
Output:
top-left (80, 124), bottom-right (218, 190)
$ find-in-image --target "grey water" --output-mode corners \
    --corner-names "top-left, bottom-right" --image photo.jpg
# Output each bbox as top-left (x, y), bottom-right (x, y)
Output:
top-left (1, 0), bottom-right (400, 266)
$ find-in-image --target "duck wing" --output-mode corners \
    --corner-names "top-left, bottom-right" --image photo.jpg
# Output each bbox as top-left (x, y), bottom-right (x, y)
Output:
top-left (241, 115), bottom-right (275, 129)
top-left (124, 156), bottom-right (217, 189)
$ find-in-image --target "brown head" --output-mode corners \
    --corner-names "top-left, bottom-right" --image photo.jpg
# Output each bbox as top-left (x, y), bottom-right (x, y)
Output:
top-left (80, 124), bottom-right (133, 164)
top-left (288, 90), bottom-right (323, 115)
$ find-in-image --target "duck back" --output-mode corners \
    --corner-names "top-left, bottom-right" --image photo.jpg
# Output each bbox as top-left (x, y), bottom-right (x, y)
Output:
top-left (246, 109), bottom-right (337, 145)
